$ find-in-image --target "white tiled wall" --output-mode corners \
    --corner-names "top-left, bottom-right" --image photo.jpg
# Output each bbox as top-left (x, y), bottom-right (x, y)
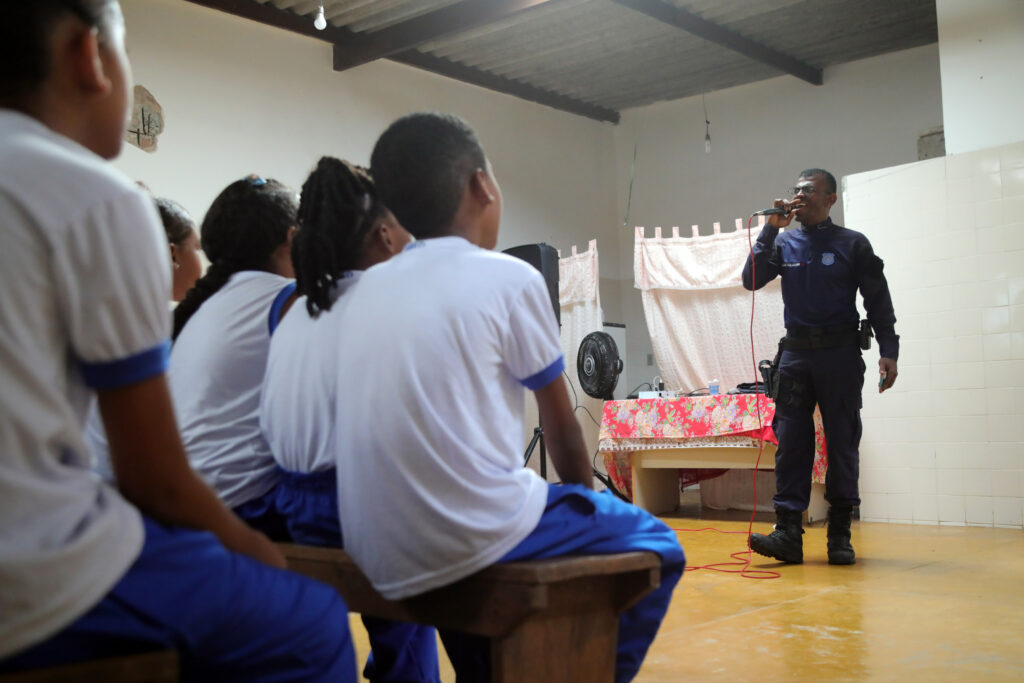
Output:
top-left (846, 140), bottom-right (1024, 529)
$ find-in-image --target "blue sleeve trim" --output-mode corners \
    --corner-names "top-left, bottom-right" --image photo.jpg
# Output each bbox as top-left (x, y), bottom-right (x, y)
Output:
top-left (80, 340), bottom-right (170, 390)
top-left (268, 282), bottom-right (298, 336)
top-left (519, 355), bottom-right (565, 391)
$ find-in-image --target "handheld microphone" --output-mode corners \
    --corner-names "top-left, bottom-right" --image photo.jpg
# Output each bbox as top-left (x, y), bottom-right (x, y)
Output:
top-left (753, 206), bottom-right (790, 216)
top-left (752, 203), bottom-right (803, 216)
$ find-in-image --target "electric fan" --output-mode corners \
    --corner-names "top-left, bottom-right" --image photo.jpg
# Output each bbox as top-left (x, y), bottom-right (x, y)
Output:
top-left (576, 332), bottom-right (623, 401)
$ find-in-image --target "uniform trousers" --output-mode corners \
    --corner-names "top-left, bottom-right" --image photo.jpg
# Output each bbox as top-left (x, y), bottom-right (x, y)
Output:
top-left (772, 345), bottom-right (865, 512)
top-left (439, 484), bottom-right (686, 683)
top-left (238, 468), bottom-right (442, 683)
top-left (0, 517), bottom-right (356, 681)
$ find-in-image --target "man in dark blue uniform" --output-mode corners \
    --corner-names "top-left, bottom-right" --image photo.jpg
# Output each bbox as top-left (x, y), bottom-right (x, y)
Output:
top-left (742, 168), bottom-right (899, 565)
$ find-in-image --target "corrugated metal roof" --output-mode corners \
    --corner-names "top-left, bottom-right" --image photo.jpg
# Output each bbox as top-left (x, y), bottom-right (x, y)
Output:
top-left (252, 0), bottom-right (937, 119)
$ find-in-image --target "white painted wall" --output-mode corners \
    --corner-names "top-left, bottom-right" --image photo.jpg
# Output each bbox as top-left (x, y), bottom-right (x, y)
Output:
top-left (937, 0), bottom-right (1024, 155)
top-left (115, 0), bottom-right (619, 266)
top-left (848, 141), bottom-right (1024, 528)
top-left (117, 0), bottom-right (617, 484)
top-left (116, 4), bottom-right (944, 404)
top-left (118, 3), bottom-right (1024, 524)
top-left (608, 45), bottom-right (944, 394)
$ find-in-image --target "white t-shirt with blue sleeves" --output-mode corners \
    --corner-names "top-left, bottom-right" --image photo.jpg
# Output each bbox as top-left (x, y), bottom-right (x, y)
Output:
top-left (331, 236), bottom-right (564, 600)
top-left (261, 273), bottom-right (360, 475)
top-left (169, 271), bottom-right (296, 508)
top-left (0, 111), bottom-right (170, 658)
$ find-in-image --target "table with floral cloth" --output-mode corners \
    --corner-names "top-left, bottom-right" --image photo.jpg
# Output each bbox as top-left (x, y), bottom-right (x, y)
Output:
top-left (599, 395), bottom-right (827, 502)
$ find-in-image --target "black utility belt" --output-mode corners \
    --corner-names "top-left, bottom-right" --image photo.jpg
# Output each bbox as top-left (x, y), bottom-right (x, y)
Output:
top-left (781, 321), bottom-right (871, 351)
top-left (780, 331), bottom-right (860, 351)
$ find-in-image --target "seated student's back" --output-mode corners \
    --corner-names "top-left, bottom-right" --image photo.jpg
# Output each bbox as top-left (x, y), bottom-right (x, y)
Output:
top-left (331, 113), bottom-right (683, 683)
top-left (333, 237), bottom-right (560, 594)
top-left (0, 87), bottom-right (167, 661)
top-left (171, 268), bottom-right (292, 504)
top-left (262, 158), bottom-right (412, 477)
top-left (0, 4), bottom-right (354, 677)
top-left (330, 115), bottom-right (566, 599)
top-left (170, 177), bottom-right (298, 510)
top-left (261, 299), bottom-right (340, 475)
top-left (259, 158), bottom-right (441, 683)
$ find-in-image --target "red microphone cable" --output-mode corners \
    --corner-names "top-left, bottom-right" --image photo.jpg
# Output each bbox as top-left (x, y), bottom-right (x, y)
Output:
top-left (669, 214), bottom-right (779, 580)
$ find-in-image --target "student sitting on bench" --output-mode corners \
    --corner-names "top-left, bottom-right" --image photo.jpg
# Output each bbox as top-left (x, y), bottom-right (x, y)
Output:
top-left (260, 157), bottom-right (441, 683)
top-left (168, 174), bottom-right (300, 540)
top-left (329, 112), bottom-right (687, 683)
top-left (0, 2), bottom-right (355, 679)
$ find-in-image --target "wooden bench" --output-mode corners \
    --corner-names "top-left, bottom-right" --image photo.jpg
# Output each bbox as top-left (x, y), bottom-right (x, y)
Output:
top-left (281, 544), bottom-right (662, 683)
top-left (0, 650), bottom-right (178, 683)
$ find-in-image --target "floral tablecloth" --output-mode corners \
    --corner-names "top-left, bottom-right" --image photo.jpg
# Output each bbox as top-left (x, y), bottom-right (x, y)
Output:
top-left (599, 395), bottom-right (827, 501)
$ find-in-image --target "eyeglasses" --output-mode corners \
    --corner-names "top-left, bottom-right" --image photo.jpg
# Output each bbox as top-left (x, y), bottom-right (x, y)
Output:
top-left (789, 185), bottom-right (818, 197)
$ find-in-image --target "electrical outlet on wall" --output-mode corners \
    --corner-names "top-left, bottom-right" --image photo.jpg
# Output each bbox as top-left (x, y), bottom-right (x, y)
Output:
top-left (646, 353), bottom-right (654, 366)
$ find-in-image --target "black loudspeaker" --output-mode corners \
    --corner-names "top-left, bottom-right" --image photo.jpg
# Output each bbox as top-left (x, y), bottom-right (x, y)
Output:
top-left (502, 243), bottom-right (560, 326)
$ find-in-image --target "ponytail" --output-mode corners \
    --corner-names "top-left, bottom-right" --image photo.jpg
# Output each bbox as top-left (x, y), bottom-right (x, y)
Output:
top-left (172, 262), bottom-right (234, 339)
top-left (172, 176), bottom-right (297, 339)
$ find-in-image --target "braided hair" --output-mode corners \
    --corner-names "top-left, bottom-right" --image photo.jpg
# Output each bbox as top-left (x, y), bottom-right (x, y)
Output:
top-left (172, 176), bottom-right (297, 339)
top-left (293, 157), bottom-right (385, 318)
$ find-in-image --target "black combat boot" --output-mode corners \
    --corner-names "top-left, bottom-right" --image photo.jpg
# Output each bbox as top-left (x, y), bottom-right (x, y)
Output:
top-left (827, 506), bottom-right (856, 565)
top-left (749, 509), bottom-right (804, 564)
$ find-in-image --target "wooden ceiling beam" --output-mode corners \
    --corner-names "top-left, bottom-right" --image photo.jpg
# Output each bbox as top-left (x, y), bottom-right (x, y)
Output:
top-left (182, 0), bottom-right (619, 123)
top-left (333, 0), bottom-right (555, 72)
top-left (612, 0), bottom-right (823, 86)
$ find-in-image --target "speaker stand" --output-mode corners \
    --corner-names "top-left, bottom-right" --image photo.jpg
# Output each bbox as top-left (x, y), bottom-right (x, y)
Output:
top-left (523, 424), bottom-right (547, 479)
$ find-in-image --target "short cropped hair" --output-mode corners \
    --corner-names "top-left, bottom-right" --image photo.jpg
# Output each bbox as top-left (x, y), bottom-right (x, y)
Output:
top-left (370, 112), bottom-right (487, 240)
top-left (799, 168), bottom-right (837, 194)
top-left (0, 0), bottom-right (117, 101)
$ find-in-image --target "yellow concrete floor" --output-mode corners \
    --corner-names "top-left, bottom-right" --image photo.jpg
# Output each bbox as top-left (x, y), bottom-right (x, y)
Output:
top-left (349, 516), bottom-right (1024, 682)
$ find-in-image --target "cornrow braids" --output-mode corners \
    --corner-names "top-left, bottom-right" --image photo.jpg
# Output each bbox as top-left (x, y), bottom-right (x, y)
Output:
top-left (154, 197), bottom-right (194, 246)
top-left (172, 176), bottom-right (297, 339)
top-left (293, 157), bottom-right (383, 318)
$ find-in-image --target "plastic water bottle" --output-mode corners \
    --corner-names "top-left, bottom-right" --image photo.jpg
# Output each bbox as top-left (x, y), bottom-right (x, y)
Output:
top-left (708, 379), bottom-right (720, 395)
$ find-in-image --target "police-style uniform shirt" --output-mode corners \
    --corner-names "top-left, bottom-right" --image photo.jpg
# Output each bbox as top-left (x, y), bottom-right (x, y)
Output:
top-left (0, 111), bottom-right (170, 657)
top-left (169, 272), bottom-right (296, 508)
top-left (742, 218), bottom-right (899, 360)
top-left (331, 237), bottom-right (564, 600)
top-left (261, 273), bottom-right (361, 475)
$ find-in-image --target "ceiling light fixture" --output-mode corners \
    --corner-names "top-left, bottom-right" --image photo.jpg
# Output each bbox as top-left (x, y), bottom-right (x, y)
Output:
top-left (314, 2), bottom-right (327, 31)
